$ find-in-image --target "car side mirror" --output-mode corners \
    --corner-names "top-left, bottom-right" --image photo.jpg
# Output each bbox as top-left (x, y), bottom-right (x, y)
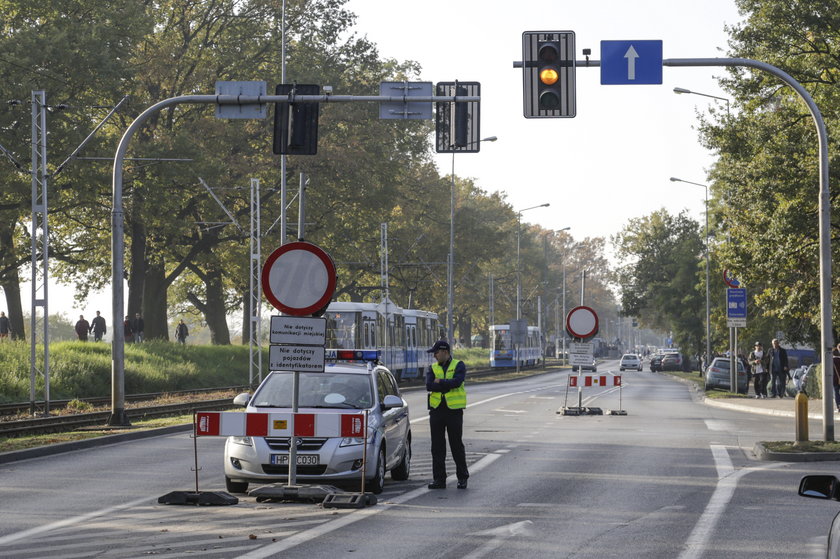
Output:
top-left (799, 475), bottom-right (840, 500)
top-left (381, 395), bottom-right (404, 409)
top-left (233, 392), bottom-right (251, 407)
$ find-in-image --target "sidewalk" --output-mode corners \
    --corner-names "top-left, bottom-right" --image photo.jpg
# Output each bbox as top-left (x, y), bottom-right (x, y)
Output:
top-left (705, 394), bottom-right (825, 420)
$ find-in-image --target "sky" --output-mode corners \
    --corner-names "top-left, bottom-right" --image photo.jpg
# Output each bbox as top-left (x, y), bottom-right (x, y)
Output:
top-left (347, 0), bottom-right (742, 240)
top-left (18, 0), bottom-right (745, 326)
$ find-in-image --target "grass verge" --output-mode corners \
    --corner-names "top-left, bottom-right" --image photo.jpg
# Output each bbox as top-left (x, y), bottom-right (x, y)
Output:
top-left (763, 440), bottom-right (840, 453)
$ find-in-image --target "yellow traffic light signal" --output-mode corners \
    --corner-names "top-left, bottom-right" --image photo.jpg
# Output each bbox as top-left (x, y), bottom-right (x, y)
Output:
top-left (521, 31), bottom-right (576, 118)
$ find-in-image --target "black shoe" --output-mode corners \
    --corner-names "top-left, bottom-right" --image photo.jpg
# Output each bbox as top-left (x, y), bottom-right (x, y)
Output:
top-left (457, 479), bottom-right (468, 489)
top-left (428, 481), bottom-right (446, 489)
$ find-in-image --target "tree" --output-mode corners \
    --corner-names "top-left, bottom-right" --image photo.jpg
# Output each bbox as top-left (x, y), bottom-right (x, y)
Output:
top-left (698, 0), bottom-right (840, 345)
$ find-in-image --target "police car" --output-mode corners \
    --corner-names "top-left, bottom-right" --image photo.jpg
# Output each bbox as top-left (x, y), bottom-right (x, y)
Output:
top-left (224, 350), bottom-right (411, 494)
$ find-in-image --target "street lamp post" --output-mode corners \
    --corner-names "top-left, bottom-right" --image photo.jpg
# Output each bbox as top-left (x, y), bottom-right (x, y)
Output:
top-left (673, 87), bottom-right (731, 115)
top-left (670, 177), bottom-right (711, 376)
top-left (515, 203), bottom-right (549, 374)
top-left (554, 227), bottom-right (571, 364)
top-left (449, 135), bottom-right (497, 344)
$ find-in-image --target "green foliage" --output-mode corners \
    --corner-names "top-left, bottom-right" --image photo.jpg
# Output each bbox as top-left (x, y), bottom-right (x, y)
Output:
top-left (0, 340), bottom-right (258, 403)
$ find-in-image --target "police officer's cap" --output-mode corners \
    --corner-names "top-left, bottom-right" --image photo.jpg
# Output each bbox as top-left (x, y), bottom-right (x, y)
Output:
top-left (427, 340), bottom-right (451, 353)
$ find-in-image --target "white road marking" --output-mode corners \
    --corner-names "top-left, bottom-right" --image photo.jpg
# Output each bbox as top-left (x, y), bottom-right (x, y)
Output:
top-left (235, 452), bottom-right (503, 558)
top-left (704, 419), bottom-right (731, 431)
top-left (464, 520), bottom-right (534, 559)
top-left (677, 445), bottom-right (787, 559)
top-left (0, 496), bottom-right (151, 546)
top-left (410, 384), bottom-right (567, 425)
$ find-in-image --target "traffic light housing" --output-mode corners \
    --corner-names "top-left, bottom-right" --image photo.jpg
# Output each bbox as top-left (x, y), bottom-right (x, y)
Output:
top-left (273, 84), bottom-right (320, 155)
top-left (522, 31), bottom-right (576, 118)
top-left (435, 82), bottom-right (480, 153)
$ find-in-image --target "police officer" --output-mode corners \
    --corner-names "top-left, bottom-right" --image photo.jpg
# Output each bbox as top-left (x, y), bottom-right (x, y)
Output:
top-left (425, 339), bottom-right (469, 489)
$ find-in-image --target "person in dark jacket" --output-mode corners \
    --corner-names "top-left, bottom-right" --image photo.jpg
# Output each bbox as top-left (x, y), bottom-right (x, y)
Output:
top-left (768, 338), bottom-right (790, 398)
top-left (131, 313), bottom-right (145, 343)
top-left (833, 343), bottom-right (840, 412)
top-left (90, 311), bottom-right (107, 341)
top-left (74, 315), bottom-right (90, 341)
top-left (175, 319), bottom-right (189, 345)
top-left (0, 311), bottom-right (11, 340)
top-left (123, 315), bottom-right (134, 343)
top-left (425, 339), bottom-right (469, 490)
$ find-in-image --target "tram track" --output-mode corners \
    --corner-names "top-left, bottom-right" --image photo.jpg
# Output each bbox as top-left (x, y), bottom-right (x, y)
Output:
top-left (0, 362), bottom-right (557, 440)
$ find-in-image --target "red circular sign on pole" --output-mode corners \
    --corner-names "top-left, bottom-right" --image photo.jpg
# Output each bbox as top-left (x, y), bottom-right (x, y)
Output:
top-left (723, 269), bottom-right (741, 288)
top-left (566, 306), bottom-right (599, 339)
top-left (261, 241), bottom-right (337, 316)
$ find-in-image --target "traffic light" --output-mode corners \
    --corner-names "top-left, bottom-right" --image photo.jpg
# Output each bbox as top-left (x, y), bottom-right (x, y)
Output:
top-left (522, 31), bottom-right (576, 118)
top-left (435, 82), bottom-right (480, 153)
top-left (273, 84), bottom-right (320, 155)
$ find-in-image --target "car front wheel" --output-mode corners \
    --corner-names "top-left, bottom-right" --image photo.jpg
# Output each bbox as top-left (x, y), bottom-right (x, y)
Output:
top-left (225, 476), bottom-right (249, 494)
top-left (391, 439), bottom-right (411, 481)
top-left (367, 447), bottom-right (386, 494)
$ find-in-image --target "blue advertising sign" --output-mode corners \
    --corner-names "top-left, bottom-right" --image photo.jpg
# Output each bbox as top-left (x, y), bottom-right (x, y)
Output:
top-left (600, 40), bottom-right (663, 85)
top-left (727, 287), bottom-right (747, 327)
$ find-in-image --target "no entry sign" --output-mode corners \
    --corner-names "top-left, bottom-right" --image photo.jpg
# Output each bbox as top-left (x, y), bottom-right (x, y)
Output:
top-left (566, 306), bottom-right (599, 340)
top-left (261, 241), bottom-right (337, 316)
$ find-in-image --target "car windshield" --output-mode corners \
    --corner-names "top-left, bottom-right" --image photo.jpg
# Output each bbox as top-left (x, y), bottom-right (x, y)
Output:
top-left (252, 371), bottom-right (373, 409)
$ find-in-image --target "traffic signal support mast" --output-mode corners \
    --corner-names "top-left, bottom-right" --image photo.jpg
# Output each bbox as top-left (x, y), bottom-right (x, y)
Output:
top-left (514, 46), bottom-right (832, 440)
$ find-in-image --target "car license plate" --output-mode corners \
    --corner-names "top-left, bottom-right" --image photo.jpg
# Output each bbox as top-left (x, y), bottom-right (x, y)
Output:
top-left (270, 454), bottom-right (319, 466)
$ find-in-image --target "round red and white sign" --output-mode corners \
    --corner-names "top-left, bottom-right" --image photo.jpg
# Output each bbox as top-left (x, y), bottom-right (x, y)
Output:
top-left (566, 306), bottom-right (599, 339)
top-left (261, 241), bottom-right (337, 316)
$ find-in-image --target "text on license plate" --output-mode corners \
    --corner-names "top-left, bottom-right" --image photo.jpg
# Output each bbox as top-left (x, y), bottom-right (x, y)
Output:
top-left (270, 454), bottom-right (319, 465)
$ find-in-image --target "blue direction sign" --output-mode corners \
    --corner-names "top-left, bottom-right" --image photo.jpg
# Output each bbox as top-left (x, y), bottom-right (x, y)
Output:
top-left (727, 287), bottom-right (747, 327)
top-left (600, 40), bottom-right (663, 85)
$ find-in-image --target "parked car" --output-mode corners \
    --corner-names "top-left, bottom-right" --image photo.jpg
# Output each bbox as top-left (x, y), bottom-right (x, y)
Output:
top-left (619, 354), bottom-right (643, 372)
top-left (224, 353), bottom-right (411, 495)
top-left (649, 354), bottom-right (663, 372)
top-left (704, 357), bottom-right (748, 394)
top-left (660, 352), bottom-right (684, 371)
top-left (798, 475), bottom-right (840, 557)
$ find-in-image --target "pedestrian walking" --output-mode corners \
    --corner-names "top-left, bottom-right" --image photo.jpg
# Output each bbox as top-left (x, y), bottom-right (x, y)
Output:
top-left (0, 311), bottom-right (11, 341)
top-left (768, 338), bottom-right (790, 398)
top-left (175, 319), bottom-right (189, 345)
top-left (833, 343), bottom-right (840, 412)
top-left (123, 315), bottom-right (134, 343)
top-left (90, 311), bottom-right (107, 341)
top-left (75, 315), bottom-right (90, 341)
top-left (749, 342), bottom-right (769, 398)
top-left (132, 313), bottom-right (145, 343)
top-left (425, 339), bottom-right (469, 490)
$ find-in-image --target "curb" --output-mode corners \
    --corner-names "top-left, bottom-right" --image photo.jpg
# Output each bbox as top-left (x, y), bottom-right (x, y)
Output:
top-left (0, 423), bottom-right (193, 464)
top-left (703, 397), bottom-right (823, 420)
top-left (753, 441), bottom-right (840, 462)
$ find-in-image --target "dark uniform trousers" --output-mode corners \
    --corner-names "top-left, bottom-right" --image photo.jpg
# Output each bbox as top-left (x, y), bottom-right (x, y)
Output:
top-left (429, 401), bottom-right (469, 483)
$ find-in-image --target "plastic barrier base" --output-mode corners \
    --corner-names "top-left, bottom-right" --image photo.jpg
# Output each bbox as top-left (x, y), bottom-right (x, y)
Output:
top-left (608, 409), bottom-right (628, 415)
top-left (559, 406), bottom-right (604, 416)
top-left (158, 491), bottom-right (239, 506)
top-left (322, 492), bottom-right (377, 509)
top-left (249, 484), bottom-right (342, 503)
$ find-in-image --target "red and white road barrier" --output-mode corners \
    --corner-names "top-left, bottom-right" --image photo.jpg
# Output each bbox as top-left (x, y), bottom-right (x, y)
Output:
top-left (195, 411), bottom-right (364, 438)
top-left (568, 375), bottom-right (622, 387)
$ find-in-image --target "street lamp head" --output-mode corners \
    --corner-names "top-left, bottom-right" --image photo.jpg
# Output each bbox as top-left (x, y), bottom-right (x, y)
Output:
top-left (669, 177), bottom-right (681, 182)
top-left (481, 136), bottom-right (498, 142)
top-left (557, 226), bottom-right (571, 232)
top-left (673, 87), bottom-right (692, 95)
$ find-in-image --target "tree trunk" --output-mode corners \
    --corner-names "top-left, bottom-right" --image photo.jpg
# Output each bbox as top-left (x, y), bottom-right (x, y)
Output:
top-left (0, 222), bottom-right (25, 340)
top-left (128, 218), bottom-right (146, 319)
top-left (203, 270), bottom-right (230, 345)
top-left (142, 261), bottom-right (169, 340)
top-left (241, 292), bottom-right (250, 345)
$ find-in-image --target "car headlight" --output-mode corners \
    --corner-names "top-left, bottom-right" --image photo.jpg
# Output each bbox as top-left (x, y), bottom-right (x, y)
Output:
top-left (340, 427), bottom-right (376, 447)
top-left (229, 436), bottom-right (252, 446)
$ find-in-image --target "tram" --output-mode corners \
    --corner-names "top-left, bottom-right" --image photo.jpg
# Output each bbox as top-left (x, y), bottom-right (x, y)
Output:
top-left (489, 324), bottom-right (543, 368)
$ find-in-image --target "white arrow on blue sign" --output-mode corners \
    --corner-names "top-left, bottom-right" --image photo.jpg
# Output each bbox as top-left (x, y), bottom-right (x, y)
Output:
top-left (600, 40), bottom-right (663, 85)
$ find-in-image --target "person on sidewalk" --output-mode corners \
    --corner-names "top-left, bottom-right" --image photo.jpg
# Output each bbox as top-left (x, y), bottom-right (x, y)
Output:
top-left (768, 338), bottom-right (790, 398)
top-left (833, 343), bottom-right (840, 412)
top-left (425, 339), bottom-right (469, 490)
top-left (749, 342), bottom-right (770, 398)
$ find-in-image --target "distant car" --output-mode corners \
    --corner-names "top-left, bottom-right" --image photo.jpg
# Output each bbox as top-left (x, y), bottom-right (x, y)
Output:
top-left (649, 355), bottom-right (663, 372)
top-left (704, 357), bottom-right (748, 394)
top-left (798, 475), bottom-right (840, 557)
top-left (660, 352), bottom-right (684, 371)
top-left (619, 354), bottom-right (642, 372)
top-left (224, 353), bottom-right (411, 495)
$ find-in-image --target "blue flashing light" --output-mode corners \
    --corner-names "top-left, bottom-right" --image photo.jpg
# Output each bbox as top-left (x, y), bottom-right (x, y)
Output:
top-left (325, 349), bottom-right (381, 362)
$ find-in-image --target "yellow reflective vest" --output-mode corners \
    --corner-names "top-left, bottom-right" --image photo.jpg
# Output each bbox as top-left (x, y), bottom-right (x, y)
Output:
top-left (429, 359), bottom-right (466, 409)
